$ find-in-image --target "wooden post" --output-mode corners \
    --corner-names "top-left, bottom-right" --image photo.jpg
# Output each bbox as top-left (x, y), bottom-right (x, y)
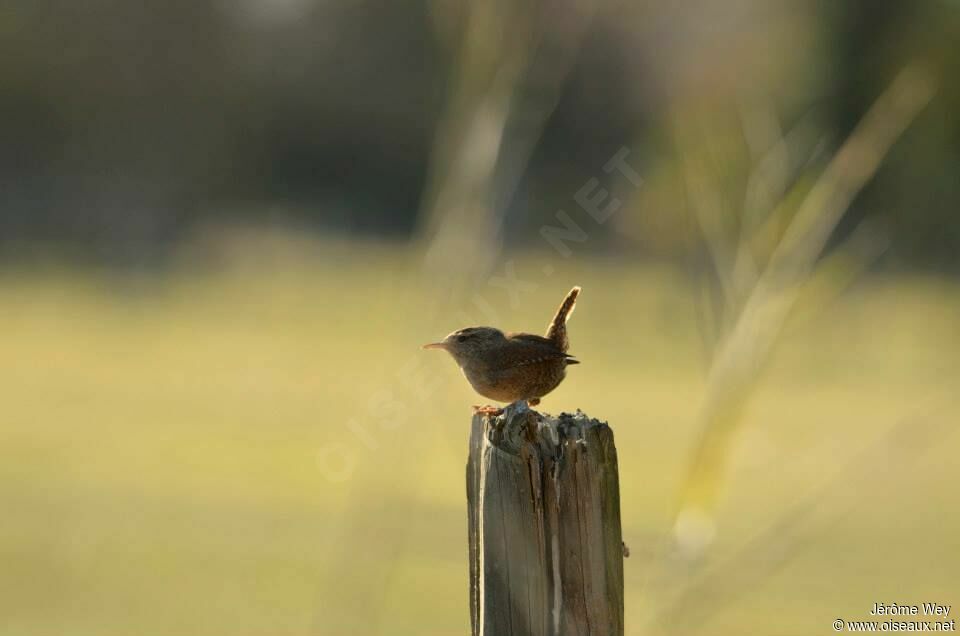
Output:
top-left (467, 402), bottom-right (625, 636)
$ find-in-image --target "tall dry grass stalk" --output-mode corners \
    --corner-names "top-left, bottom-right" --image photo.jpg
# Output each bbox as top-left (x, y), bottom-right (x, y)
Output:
top-left (674, 64), bottom-right (937, 555)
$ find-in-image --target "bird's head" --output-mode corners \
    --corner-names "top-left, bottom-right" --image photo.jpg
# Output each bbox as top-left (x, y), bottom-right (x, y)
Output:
top-left (422, 326), bottom-right (506, 364)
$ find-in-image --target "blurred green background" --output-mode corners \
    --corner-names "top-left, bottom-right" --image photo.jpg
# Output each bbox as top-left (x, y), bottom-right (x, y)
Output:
top-left (2, 1), bottom-right (959, 634)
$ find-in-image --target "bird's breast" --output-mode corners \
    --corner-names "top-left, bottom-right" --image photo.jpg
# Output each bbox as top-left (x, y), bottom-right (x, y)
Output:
top-left (460, 358), bottom-right (567, 402)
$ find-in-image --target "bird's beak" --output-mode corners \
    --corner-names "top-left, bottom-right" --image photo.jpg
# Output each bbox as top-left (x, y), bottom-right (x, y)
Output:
top-left (422, 341), bottom-right (447, 350)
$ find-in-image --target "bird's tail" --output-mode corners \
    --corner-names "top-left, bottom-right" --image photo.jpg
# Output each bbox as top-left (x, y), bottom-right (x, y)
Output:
top-left (545, 286), bottom-right (580, 352)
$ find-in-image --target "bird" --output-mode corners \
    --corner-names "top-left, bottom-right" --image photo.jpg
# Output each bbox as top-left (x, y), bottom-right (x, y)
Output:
top-left (423, 286), bottom-right (581, 414)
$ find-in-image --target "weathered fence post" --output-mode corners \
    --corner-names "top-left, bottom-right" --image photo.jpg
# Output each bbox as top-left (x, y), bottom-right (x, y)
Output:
top-left (467, 401), bottom-right (625, 636)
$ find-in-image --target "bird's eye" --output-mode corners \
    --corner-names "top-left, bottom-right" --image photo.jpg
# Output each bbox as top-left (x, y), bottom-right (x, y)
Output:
top-left (456, 334), bottom-right (468, 343)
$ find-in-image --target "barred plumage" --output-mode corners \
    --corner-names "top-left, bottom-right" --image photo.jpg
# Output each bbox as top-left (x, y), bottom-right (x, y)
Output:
top-left (423, 286), bottom-right (582, 410)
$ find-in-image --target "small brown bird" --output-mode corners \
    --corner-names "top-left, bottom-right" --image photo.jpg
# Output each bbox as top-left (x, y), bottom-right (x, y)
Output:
top-left (423, 286), bottom-right (581, 414)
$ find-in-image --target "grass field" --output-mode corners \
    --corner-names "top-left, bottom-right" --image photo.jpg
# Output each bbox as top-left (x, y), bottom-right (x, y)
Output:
top-left (1, 238), bottom-right (958, 635)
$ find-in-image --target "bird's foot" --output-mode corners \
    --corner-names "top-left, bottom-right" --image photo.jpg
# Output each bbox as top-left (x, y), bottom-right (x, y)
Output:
top-left (472, 404), bottom-right (504, 416)
top-left (527, 398), bottom-right (541, 407)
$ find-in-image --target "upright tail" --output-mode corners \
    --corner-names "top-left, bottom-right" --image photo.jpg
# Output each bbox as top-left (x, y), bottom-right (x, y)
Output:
top-left (545, 286), bottom-right (581, 352)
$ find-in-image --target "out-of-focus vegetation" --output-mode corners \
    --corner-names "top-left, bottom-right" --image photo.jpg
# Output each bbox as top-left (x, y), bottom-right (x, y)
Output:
top-left (2, 1), bottom-right (960, 268)
top-left (2, 0), bottom-right (960, 634)
top-left (1, 241), bottom-right (958, 635)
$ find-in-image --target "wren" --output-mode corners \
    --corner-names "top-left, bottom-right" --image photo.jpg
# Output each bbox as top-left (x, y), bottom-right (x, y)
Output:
top-left (423, 286), bottom-right (581, 413)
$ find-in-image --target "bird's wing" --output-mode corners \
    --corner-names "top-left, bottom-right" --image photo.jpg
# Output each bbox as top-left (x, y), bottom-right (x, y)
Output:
top-left (506, 332), bottom-right (555, 346)
top-left (503, 333), bottom-right (578, 367)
